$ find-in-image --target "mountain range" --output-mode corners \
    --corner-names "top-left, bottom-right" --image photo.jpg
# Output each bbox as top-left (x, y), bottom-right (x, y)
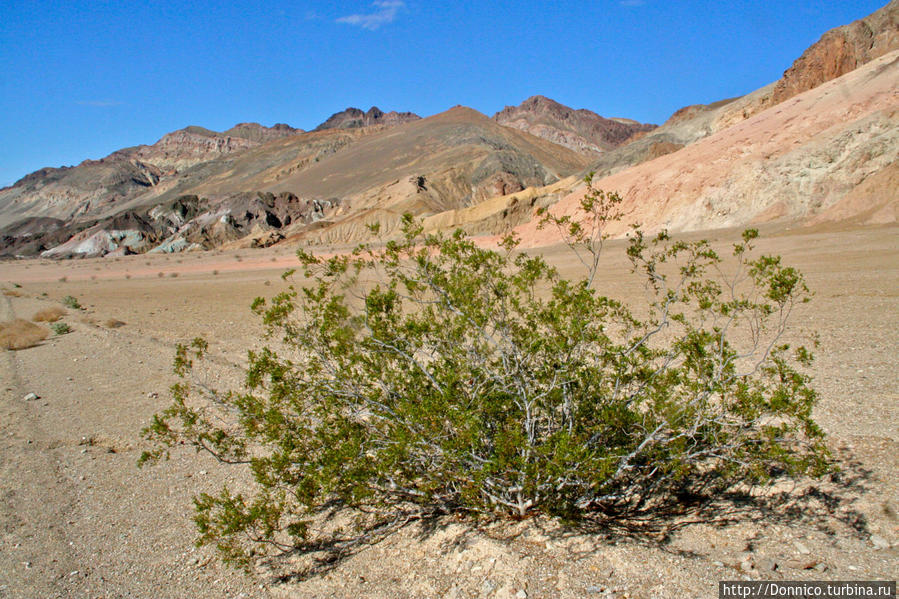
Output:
top-left (1, 0), bottom-right (896, 258)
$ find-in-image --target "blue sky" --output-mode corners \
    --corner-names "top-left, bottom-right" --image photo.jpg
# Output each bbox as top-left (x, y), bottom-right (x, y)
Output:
top-left (0, 0), bottom-right (887, 187)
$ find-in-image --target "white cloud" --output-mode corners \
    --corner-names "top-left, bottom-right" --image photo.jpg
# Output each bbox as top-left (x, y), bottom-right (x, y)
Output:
top-left (336, 1), bottom-right (405, 30)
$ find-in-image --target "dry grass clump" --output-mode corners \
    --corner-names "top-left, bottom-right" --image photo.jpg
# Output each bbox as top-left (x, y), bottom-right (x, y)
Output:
top-left (32, 306), bottom-right (67, 323)
top-left (0, 319), bottom-right (49, 350)
top-left (104, 319), bottom-right (126, 328)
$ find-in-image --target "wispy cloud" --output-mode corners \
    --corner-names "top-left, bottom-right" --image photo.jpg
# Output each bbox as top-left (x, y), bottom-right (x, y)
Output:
top-left (336, 1), bottom-right (404, 30)
top-left (77, 100), bottom-right (123, 107)
top-left (619, 0), bottom-right (646, 6)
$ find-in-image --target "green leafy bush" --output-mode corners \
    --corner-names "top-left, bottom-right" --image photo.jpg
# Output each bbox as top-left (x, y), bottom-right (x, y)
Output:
top-left (50, 322), bottom-right (71, 335)
top-left (142, 180), bottom-right (828, 567)
top-left (62, 295), bottom-right (82, 310)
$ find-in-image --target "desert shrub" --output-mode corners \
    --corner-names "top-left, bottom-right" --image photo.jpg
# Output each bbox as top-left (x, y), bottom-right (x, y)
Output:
top-left (142, 181), bottom-right (829, 567)
top-left (104, 319), bottom-right (126, 328)
top-left (0, 319), bottom-right (49, 350)
top-left (32, 306), bottom-right (67, 322)
top-left (50, 322), bottom-right (71, 335)
top-left (62, 295), bottom-right (82, 309)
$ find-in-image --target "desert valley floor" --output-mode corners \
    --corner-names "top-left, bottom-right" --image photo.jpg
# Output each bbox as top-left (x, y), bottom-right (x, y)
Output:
top-left (1, 223), bottom-right (897, 598)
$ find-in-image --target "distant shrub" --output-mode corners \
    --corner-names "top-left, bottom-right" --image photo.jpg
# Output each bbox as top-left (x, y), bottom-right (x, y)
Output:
top-left (143, 178), bottom-right (829, 568)
top-left (104, 319), bottom-right (126, 329)
top-left (50, 322), bottom-right (71, 335)
top-left (32, 306), bottom-right (67, 322)
top-left (62, 295), bottom-right (82, 309)
top-left (0, 319), bottom-right (49, 350)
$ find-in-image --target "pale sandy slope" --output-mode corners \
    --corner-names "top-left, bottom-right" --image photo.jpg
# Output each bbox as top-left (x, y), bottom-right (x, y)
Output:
top-left (515, 51), bottom-right (899, 248)
top-left (0, 224), bottom-right (896, 598)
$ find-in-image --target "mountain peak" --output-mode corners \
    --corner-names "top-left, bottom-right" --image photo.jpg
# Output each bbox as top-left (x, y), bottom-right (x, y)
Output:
top-left (493, 96), bottom-right (656, 154)
top-left (314, 106), bottom-right (421, 131)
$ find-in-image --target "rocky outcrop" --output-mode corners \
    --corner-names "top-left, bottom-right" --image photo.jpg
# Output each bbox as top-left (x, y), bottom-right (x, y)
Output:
top-left (493, 96), bottom-right (656, 155)
top-left (2, 191), bottom-right (342, 258)
top-left (774, 1), bottom-right (898, 103)
top-left (223, 122), bottom-right (303, 143)
top-left (314, 106), bottom-right (421, 131)
top-left (716, 1), bottom-right (899, 129)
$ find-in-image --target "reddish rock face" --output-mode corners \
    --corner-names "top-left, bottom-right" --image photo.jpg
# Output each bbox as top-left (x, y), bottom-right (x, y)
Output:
top-left (493, 95), bottom-right (656, 155)
top-left (770, 2), bottom-right (899, 105)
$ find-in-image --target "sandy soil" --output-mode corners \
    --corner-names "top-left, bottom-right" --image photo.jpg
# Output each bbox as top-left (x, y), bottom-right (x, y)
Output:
top-left (0, 223), bottom-right (896, 598)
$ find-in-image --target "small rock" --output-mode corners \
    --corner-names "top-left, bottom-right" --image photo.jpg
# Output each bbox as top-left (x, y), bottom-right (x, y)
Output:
top-left (516, 590), bottom-right (527, 599)
top-left (785, 558), bottom-right (820, 570)
top-left (758, 558), bottom-right (778, 572)
top-left (711, 560), bottom-right (725, 567)
top-left (870, 534), bottom-right (890, 550)
top-left (147, 391), bottom-right (158, 399)
top-left (794, 541), bottom-right (811, 555)
top-left (23, 392), bottom-right (38, 401)
top-left (739, 557), bottom-right (755, 573)
top-left (586, 586), bottom-right (605, 594)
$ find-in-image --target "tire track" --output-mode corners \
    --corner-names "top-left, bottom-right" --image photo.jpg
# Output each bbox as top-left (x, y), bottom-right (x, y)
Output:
top-left (0, 294), bottom-right (79, 598)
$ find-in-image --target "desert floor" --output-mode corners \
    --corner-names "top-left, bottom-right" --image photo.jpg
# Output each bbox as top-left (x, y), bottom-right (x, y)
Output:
top-left (0, 223), bottom-right (896, 599)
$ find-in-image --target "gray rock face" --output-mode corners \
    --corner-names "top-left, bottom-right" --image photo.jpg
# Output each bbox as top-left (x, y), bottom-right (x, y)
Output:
top-left (314, 106), bottom-right (421, 131)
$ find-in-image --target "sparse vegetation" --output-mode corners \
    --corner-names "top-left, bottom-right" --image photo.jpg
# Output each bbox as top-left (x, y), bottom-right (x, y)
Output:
top-left (0, 319), bottom-right (49, 350)
top-left (104, 319), bottom-right (126, 328)
top-left (50, 322), bottom-right (72, 335)
top-left (62, 295), bottom-right (82, 309)
top-left (143, 180), bottom-right (829, 568)
top-left (32, 306), bottom-right (67, 322)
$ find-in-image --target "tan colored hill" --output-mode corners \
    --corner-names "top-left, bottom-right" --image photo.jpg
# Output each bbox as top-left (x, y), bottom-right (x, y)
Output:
top-left (0, 123), bottom-right (303, 228)
top-left (493, 95), bottom-right (656, 154)
top-left (0, 108), bottom-right (591, 256)
top-left (512, 50), bottom-right (899, 248)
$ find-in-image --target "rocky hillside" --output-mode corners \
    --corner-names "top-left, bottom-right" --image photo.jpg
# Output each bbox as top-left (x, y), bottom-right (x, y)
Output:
top-left (0, 107), bottom-right (591, 256)
top-left (578, 1), bottom-right (899, 179)
top-left (0, 122), bottom-right (304, 229)
top-left (314, 106), bottom-right (421, 131)
top-left (715, 0), bottom-right (899, 130)
top-left (493, 96), bottom-right (656, 154)
top-left (1, 3), bottom-right (895, 259)
top-left (514, 50), bottom-right (899, 248)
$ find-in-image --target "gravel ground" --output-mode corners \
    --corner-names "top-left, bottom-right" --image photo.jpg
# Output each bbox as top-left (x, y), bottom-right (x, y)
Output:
top-left (0, 223), bottom-right (896, 598)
